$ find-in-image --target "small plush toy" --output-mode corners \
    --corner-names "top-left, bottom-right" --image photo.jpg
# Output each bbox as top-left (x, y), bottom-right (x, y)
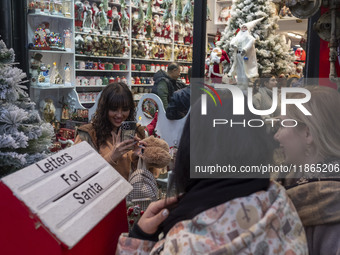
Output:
top-left (126, 136), bottom-right (171, 211)
top-left (141, 136), bottom-right (171, 171)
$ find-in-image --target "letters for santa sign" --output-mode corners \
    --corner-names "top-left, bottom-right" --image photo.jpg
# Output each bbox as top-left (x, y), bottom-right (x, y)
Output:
top-left (1, 142), bottom-right (132, 248)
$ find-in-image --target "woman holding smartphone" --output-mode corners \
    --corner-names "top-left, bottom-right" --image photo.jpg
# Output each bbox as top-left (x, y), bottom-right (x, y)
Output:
top-left (75, 82), bottom-right (145, 180)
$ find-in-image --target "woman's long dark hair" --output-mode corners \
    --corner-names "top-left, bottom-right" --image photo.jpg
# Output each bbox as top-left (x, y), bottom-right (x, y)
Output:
top-left (92, 82), bottom-right (135, 148)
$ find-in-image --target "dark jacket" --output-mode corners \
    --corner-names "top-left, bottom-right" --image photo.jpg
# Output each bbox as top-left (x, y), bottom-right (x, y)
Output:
top-left (152, 70), bottom-right (185, 109)
top-left (166, 85), bottom-right (190, 120)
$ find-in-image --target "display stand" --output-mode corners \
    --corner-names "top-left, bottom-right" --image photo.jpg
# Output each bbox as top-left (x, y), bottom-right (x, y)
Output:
top-left (27, 0), bottom-right (193, 122)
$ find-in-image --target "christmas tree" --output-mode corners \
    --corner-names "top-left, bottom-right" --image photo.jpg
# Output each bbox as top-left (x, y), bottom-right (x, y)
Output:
top-left (217, 0), bottom-right (295, 76)
top-left (0, 40), bottom-right (54, 177)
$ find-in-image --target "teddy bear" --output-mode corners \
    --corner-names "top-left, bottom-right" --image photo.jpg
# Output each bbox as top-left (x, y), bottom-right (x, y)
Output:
top-left (126, 136), bottom-right (171, 212)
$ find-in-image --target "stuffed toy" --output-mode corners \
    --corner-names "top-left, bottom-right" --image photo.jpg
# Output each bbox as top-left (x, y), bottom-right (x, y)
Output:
top-left (141, 136), bottom-right (171, 170)
top-left (126, 136), bottom-right (171, 212)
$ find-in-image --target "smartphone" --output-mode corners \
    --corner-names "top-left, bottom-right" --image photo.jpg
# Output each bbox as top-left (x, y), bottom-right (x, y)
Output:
top-left (120, 121), bottom-right (137, 142)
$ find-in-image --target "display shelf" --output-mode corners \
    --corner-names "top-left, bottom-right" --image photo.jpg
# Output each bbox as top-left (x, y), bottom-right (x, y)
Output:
top-left (278, 18), bottom-right (308, 33)
top-left (132, 58), bottom-right (173, 62)
top-left (27, 0), bottom-right (193, 119)
top-left (76, 85), bottom-right (107, 88)
top-left (90, 0), bottom-right (130, 7)
top-left (28, 13), bottom-right (73, 20)
top-left (29, 49), bottom-right (74, 54)
top-left (174, 43), bottom-right (193, 47)
top-left (131, 71), bottom-right (156, 73)
top-left (75, 54), bottom-right (129, 60)
top-left (177, 61), bottom-right (192, 64)
top-left (278, 17), bottom-right (305, 21)
top-left (74, 31), bottom-right (127, 40)
top-left (30, 85), bottom-right (75, 89)
top-left (75, 69), bottom-right (129, 72)
top-left (131, 84), bottom-right (154, 87)
top-left (130, 5), bottom-right (165, 15)
top-left (131, 38), bottom-right (172, 45)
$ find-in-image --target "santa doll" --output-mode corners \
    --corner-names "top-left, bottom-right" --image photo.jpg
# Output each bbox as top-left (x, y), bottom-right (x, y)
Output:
top-left (145, 41), bottom-right (151, 59)
top-left (137, 41), bottom-right (146, 58)
top-left (74, 1), bottom-right (84, 30)
top-left (93, 3), bottom-right (100, 30)
top-left (163, 20), bottom-right (172, 43)
top-left (158, 44), bottom-right (165, 60)
top-left (165, 45), bottom-right (172, 60)
top-left (183, 23), bottom-right (192, 45)
top-left (151, 43), bottom-right (159, 59)
top-left (132, 11), bottom-right (140, 38)
top-left (84, 35), bottom-right (93, 56)
top-left (206, 47), bottom-right (230, 83)
top-left (294, 47), bottom-right (306, 64)
top-left (132, 40), bottom-right (138, 58)
top-left (181, 47), bottom-right (188, 61)
top-left (75, 34), bottom-right (84, 54)
top-left (96, 5), bottom-right (108, 32)
top-left (92, 36), bottom-right (100, 56)
top-left (122, 38), bottom-right (129, 58)
top-left (83, 1), bottom-right (93, 32)
top-left (177, 46), bottom-right (183, 61)
top-left (187, 47), bottom-right (193, 62)
top-left (121, 6), bottom-right (130, 37)
top-left (174, 21), bottom-right (180, 43)
top-left (107, 37), bottom-right (115, 56)
top-left (214, 29), bottom-right (221, 46)
top-left (111, 6), bottom-right (122, 37)
top-left (153, 15), bottom-right (162, 42)
top-left (228, 17), bottom-right (264, 86)
top-left (174, 44), bottom-right (180, 60)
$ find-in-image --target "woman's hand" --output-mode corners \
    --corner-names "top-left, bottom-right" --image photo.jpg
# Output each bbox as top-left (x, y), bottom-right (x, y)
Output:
top-left (110, 129), bottom-right (138, 162)
top-left (132, 137), bottom-right (146, 160)
top-left (137, 197), bottom-right (178, 235)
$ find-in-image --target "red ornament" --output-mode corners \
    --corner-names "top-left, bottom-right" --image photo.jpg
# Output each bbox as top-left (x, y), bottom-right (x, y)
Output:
top-left (140, 210), bottom-right (144, 215)
top-left (127, 207), bottom-right (134, 216)
top-left (129, 219), bottom-right (135, 225)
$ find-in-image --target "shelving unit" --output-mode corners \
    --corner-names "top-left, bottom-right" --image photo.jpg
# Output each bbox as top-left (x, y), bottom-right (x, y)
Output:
top-left (75, 69), bottom-right (129, 72)
top-left (27, 0), bottom-right (193, 121)
top-left (27, 5), bottom-right (85, 122)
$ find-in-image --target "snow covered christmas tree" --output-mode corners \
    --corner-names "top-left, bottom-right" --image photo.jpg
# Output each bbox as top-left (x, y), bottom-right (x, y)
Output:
top-left (0, 40), bottom-right (54, 177)
top-left (217, 0), bottom-right (295, 76)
